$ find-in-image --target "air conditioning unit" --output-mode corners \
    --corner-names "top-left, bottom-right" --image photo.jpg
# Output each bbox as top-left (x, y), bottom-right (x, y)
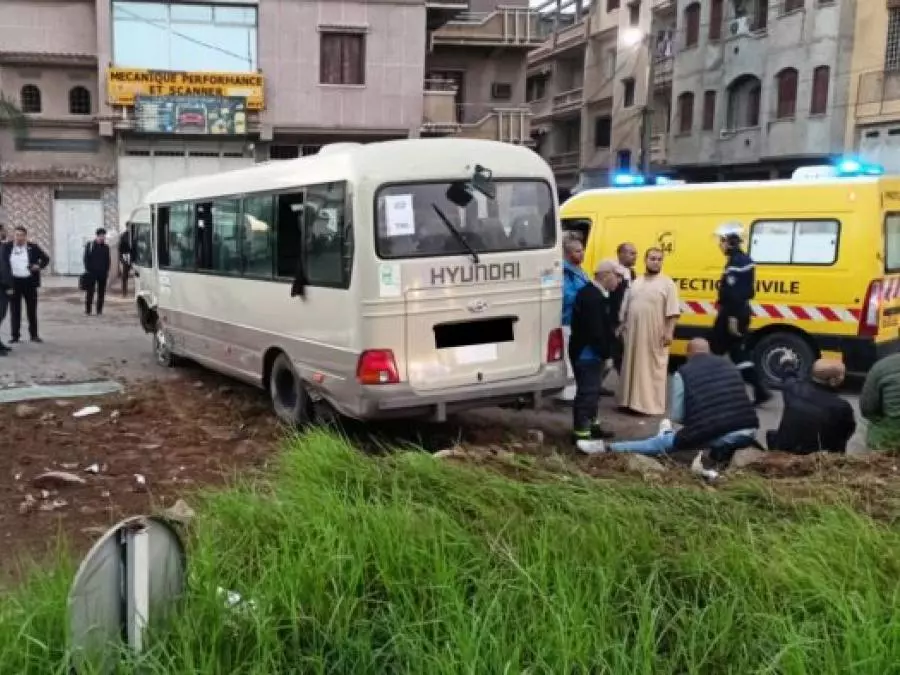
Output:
top-left (728, 16), bottom-right (751, 37)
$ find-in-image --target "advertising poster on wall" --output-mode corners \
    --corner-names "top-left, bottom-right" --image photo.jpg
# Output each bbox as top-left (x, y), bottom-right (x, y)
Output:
top-left (134, 96), bottom-right (248, 135)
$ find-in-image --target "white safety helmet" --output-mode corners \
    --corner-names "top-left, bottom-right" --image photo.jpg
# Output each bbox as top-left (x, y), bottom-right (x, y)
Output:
top-left (715, 221), bottom-right (744, 241)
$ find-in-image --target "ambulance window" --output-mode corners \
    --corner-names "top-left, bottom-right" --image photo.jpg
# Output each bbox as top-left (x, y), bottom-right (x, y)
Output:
top-left (886, 214), bottom-right (900, 273)
top-left (562, 217), bottom-right (592, 244)
top-left (749, 219), bottom-right (839, 265)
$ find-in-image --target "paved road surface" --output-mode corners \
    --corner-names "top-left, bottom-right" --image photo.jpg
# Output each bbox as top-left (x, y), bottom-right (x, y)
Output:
top-left (0, 279), bottom-right (869, 453)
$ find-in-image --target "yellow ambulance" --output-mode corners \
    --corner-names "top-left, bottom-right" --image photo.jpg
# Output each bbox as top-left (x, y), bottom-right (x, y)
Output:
top-left (560, 166), bottom-right (900, 386)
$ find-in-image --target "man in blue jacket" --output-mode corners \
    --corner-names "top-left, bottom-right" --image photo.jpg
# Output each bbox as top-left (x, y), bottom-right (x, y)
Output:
top-left (558, 235), bottom-right (590, 402)
top-left (712, 223), bottom-right (770, 405)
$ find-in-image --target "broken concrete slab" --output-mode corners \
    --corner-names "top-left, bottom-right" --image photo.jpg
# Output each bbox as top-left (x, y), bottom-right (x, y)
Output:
top-left (0, 381), bottom-right (123, 405)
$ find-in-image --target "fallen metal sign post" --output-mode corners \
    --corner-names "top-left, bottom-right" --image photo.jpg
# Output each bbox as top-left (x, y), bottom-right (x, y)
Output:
top-left (68, 515), bottom-right (186, 674)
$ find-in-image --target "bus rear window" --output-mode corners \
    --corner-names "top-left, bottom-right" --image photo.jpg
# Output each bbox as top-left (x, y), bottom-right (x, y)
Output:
top-left (375, 180), bottom-right (556, 259)
top-left (886, 213), bottom-right (900, 273)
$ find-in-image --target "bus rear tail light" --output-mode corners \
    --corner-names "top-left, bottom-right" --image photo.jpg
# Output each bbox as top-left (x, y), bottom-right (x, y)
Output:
top-left (547, 328), bottom-right (564, 363)
top-left (859, 279), bottom-right (883, 337)
top-left (356, 349), bottom-right (400, 385)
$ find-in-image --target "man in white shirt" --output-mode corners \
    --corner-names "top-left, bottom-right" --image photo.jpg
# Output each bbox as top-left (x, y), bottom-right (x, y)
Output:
top-left (0, 226), bottom-right (50, 343)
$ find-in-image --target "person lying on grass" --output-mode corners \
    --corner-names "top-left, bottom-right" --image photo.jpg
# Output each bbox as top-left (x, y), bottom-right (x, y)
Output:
top-left (766, 355), bottom-right (855, 454)
top-left (577, 337), bottom-right (759, 458)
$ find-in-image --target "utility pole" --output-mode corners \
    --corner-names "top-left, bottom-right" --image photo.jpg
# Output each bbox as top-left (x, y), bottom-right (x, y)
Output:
top-left (639, 8), bottom-right (656, 176)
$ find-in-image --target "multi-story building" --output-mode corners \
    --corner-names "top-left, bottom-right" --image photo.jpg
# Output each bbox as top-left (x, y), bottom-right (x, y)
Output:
top-left (526, 0), bottom-right (675, 196)
top-left (847, 0), bottom-right (900, 173)
top-left (0, 0), bottom-right (538, 276)
top-left (666, 0), bottom-right (855, 181)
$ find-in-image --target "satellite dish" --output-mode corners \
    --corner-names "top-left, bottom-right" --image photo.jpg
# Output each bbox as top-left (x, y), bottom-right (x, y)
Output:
top-left (68, 515), bottom-right (186, 674)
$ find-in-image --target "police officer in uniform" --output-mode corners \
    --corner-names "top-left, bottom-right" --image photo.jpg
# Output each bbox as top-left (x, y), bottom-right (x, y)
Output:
top-left (712, 223), bottom-right (771, 406)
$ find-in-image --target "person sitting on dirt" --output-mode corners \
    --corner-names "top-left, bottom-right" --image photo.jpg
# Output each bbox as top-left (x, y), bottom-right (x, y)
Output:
top-left (569, 259), bottom-right (621, 446)
top-left (577, 338), bottom-right (759, 457)
top-left (766, 355), bottom-right (855, 454)
top-left (860, 352), bottom-right (900, 450)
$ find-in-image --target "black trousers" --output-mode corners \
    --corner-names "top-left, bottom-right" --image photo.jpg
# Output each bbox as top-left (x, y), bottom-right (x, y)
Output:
top-left (121, 264), bottom-right (131, 297)
top-left (0, 289), bottom-right (8, 343)
top-left (85, 275), bottom-right (108, 314)
top-left (711, 310), bottom-right (768, 398)
top-left (10, 278), bottom-right (38, 340)
top-left (572, 359), bottom-right (603, 434)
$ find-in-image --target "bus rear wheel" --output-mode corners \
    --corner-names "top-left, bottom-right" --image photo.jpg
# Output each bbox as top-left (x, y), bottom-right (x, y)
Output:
top-left (269, 353), bottom-right (313, 427)
top-left (752, 332), bottom-right (815, 390)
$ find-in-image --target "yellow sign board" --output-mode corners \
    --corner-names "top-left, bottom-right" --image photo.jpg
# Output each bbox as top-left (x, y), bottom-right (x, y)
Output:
top-left (106, 68), bottom-right (264, 110)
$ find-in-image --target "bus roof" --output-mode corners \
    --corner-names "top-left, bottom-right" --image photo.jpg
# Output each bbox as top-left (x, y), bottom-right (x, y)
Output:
top-left (144, 138), bottom-right (554, 206)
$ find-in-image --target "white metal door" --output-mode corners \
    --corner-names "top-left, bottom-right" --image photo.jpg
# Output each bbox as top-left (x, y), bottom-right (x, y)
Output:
top-left (52, 199), bottom-right (104, 275)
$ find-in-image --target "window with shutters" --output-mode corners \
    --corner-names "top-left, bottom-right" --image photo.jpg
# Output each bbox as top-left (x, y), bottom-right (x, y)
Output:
top-left (320, 32), bottom-right (366, 86)
top-left (887, 8), bottom-right (900, 72)
top-left (622, 78), bottom-right (635, 107)
top-left (702, 90), bottom-right (716, 130)
top-left (683, 2), bottom-right (700, 48)
top-left (677, 92), bottom-right (694, 134)
top-left (775, 67), bottom-right (798, 119)
top-left (20, 85), bottom-right (41, 113)
top-left (709, 0), bottom-right (723, 40)
top-left (810, 65), bottom-right (829, 115)
top-left (69, 86), bottom-right (92, 115)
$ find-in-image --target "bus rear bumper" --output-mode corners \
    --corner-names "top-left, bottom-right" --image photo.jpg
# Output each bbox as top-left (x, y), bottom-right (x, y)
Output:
top-left (343, 363), bottom-right (567, 423)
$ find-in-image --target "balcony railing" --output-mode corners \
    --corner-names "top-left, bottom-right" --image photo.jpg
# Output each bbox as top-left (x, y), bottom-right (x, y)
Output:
top-left (650, 133), bottom-right (667, 165)
top-left (654, 57), bottom-right (673, 87)
top-left (430, 7), bottom-right (543, 48)
top-left (552, 87), bottom-right (584, 114)
top-left (549, 151), bottom-right (580, 172)
top-left (421, 93), bottom-right (532, 144)
top-left (528, 19), bottom-right (588, 64)
top-left (856, 69), bottom-right (900, 118)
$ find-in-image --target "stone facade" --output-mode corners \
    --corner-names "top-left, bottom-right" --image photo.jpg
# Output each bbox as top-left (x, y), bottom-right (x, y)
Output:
top-left (0, 183), bottom-right (53, 251)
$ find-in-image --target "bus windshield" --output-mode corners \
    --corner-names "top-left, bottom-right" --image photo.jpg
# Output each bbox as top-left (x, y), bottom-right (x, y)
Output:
top-left (375, 180), bottom-right (556, 259)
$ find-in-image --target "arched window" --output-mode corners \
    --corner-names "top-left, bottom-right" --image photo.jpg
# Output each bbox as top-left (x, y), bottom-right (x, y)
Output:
top-left (810, 65), bottom-right (830, 115)
top-left (709, 0), bottom-right (724, 40)
top-left (683, 2), bottom-right (701, 48)
top-left (775, 67), bottom-right (799, 119)
top-left (68, 86), bottom-right (91, 115)
top-left (677, 92), bottom-right (695, 134)
top-left (20, 84), bottom-right (41, 113)
top-left (726, 75), bottom-right (762, 129)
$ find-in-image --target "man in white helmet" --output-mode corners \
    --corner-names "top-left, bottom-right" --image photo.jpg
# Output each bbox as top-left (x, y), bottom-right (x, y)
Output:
top-left (712, 222), bottom-right (771, 405)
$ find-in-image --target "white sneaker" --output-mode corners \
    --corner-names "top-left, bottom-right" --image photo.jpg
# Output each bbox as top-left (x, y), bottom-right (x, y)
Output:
top-left (658, 418), bottom-right (673, 434)
top-left (576, 439), bottom-right (607, 455)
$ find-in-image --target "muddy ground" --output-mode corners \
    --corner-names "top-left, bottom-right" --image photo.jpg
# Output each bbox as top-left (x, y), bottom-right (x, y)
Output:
top-left (0, 283), bottom-right (894, 580)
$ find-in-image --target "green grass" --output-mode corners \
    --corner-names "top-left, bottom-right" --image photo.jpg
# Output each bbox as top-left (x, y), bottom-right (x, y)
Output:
top-left (2, 430), bottom-right (900, 674)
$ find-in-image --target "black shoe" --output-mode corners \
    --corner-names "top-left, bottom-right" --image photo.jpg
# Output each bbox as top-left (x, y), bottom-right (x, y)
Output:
top-left (598, 387), bottom-right (615, 397)
top-left (0, 344), bottom-right (8, 355)
top-left (590, 422), bottom-right (615, 440)
top-left (30, 336), bottom-right (42, 343)
top-left (85, 310), bottom-right (92, 315)
top-left (9, 337), bottom-right (20, 344)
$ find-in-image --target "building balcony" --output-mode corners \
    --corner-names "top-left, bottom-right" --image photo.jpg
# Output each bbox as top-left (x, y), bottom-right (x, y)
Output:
top-left (528, 19), bottom-right (588, 65)
top-left (549, 151), bottom-right (580, 173)
top-left (855, 69), bottom-right (900, 122)
top-left (650, 132), bottom-right (667, 166)
top-left (529, 96), bottom-right (552, 121)
top-left (654, 56), bottom-right (673, 87)
top-left (552, 87), bottom-right (583, 117)
top-left (430, 7), bottom-right (543, 49)
top-left (421, 94), bottom-right (532, 145)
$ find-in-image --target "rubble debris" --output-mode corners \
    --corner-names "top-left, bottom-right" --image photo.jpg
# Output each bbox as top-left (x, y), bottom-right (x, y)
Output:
top-left (32, 471), bottom-right (87, 489)
top-left (73, 405), bottom-right (102, 418)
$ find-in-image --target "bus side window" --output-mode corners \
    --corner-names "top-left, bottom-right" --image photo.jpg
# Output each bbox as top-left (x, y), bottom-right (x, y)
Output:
top-left (561, 217), bottom-right (592, 245)
top-left (157, 206), bottom-right (171, 268)
top-left (274, 192), bottom-right (305, 279)
top-left (303, 181), bottom-right (352, 289)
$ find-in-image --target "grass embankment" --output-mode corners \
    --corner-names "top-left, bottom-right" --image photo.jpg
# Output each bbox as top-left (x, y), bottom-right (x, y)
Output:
top-left (2, 430), bottom-right (900, 674)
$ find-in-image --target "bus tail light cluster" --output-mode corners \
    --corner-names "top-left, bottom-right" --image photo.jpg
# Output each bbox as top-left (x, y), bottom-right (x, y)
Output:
top-left (858, 280), bottom-right (883, 337)
top-left (546, 328), bottom-right (564, 363)
top-left (356, 349), bottom-right (400, 385)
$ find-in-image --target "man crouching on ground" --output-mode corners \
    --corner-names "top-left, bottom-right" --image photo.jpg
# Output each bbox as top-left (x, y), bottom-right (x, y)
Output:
top-left (569, 259), bottom-right (621, 447)
top-left (577, 338), bottom-right (759, 457)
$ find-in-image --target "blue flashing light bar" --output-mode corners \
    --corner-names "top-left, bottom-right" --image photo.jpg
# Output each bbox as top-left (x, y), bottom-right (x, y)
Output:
top-left (610, 172), bottom-right (685, 187)
top-left (835, 157), bottom-right (885, 177)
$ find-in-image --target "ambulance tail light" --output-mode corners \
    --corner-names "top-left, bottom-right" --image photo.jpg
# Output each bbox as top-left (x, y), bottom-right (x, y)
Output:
top-left (356, 349), bottom-right (400, 385)
top-left (859, 280), bottom-right (883, 337)
top-left (547, 328), bottom-right (564, 363)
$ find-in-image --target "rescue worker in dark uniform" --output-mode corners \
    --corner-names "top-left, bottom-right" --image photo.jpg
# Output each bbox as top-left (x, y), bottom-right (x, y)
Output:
top-left (711, 222), bottom-right (771, 406)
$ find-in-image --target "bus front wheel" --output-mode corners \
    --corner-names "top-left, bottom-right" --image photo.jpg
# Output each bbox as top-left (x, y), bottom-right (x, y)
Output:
top-left (752, 332), bottom-right (815, 390)
top-left (269, 353), bottom-right (313, 427)
top-left (153, 329), bottom-right (176, 368)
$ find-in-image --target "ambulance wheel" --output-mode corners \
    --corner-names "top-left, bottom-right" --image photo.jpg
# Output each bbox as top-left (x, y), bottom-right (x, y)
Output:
top-left (269, 353), bottom-right (313, 427)
top-left (753, 332), bottom-right (815, 389)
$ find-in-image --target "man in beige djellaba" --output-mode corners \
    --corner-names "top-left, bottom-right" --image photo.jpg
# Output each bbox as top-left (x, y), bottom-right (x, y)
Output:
top-left (616, 247), bottom-right (681, 415)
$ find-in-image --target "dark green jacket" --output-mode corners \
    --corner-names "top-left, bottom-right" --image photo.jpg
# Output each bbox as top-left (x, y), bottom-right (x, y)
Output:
top-left (860, 353), bottom-right (900, 421)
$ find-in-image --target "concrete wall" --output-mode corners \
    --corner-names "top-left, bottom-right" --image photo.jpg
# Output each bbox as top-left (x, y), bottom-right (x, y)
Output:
top-left (0, 0), bottom-right (97, 55)
top-left (667, 0), bottom-right (854, 168)
top-left (427, 47), bottom-right (527, 124)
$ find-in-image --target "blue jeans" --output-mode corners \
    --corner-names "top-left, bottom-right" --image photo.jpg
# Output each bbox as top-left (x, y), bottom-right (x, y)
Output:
top-left (609, 430), bottom-right (757, 457)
